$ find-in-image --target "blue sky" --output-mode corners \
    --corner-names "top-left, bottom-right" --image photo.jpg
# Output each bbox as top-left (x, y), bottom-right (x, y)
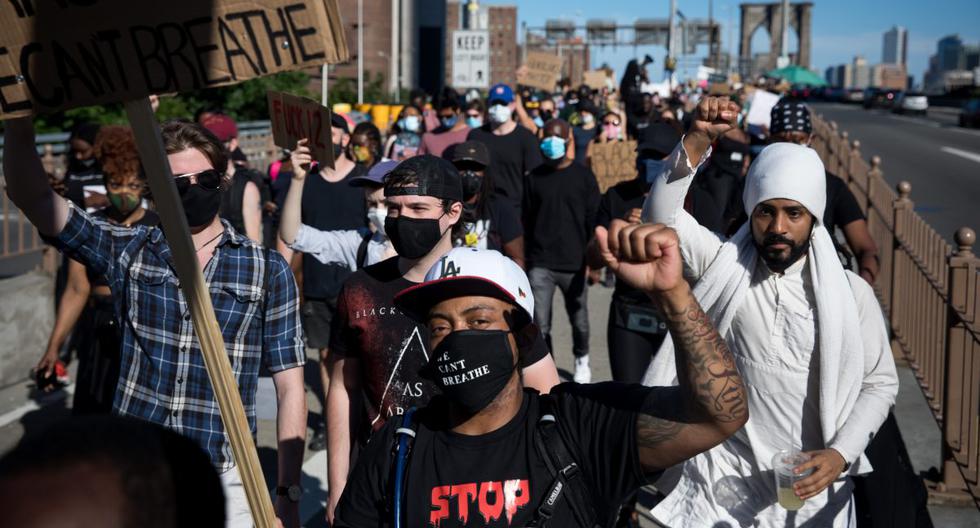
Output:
top-left (481, 0), bottom-right (980, 84)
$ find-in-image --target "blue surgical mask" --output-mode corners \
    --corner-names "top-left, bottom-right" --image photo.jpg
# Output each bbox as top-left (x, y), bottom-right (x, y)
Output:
top-left (399, 116), bottom-right (421, 133)
top-left (540, 136), bottom-right (566, 160)
top-left (642, 158), bottom-right (667, 183)
top-left (440, 115), bottom-right (459, 128)
top-left (533, 116), bottom-right (544, 128)
top-left (466, 116), bottom-right (483, 128)
top-left (488, 104), bottom-right (513, 125)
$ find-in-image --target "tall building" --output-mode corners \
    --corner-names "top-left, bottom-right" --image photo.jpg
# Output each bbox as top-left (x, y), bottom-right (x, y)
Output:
top-left (882, 26), bottom-right (908, 66)
top-left (329, 0), bottom-right (447, 100)
top-left (825, 66), bottom-right (838, 87)
top-left (872, 63), bottom-right (907, 90)
top-left (852, 56), bottom-right (870, 89)
top-left (938, 34), bottom-right (965, 71)
top-left (965, 45), bottom-right (980, 70)
top-left (444, 1), bottom-right (519, 89)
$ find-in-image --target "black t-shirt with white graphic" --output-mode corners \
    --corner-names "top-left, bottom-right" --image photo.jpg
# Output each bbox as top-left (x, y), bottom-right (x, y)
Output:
top-left (331, 257), bottom-right (549, 437)
top-left (334, 383), bottom-right (655, 528)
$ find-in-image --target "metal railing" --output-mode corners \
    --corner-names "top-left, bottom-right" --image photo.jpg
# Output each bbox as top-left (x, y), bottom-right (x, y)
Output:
top-left (811, 114), bottom-right (980, 507)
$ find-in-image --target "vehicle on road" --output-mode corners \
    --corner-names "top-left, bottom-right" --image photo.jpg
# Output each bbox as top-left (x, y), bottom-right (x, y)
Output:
top-left (892, 92), bottom-right (929, 115)
top-left (959, 99), bottom-right (980, 128)
top-left (863, 88), bottom-right (899, 109)
top-left (822, 87), bottom-right (845, 102)
top-left (843, 89), bottom-right (865, 104)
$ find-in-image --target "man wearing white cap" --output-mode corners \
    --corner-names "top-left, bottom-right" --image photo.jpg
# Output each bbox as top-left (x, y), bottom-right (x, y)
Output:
top-left (641, 96), bottom-right (899, 526)
top-left (334, 240), bottom-right (748, 527)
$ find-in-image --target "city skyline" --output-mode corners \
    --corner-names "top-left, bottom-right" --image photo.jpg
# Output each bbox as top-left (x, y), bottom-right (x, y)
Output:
top-left (480, 0), bottom-right (980, 83)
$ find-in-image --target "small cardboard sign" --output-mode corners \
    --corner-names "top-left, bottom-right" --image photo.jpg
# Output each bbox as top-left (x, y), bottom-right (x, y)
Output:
top-left (0, 0), bottom-right (349, 119)
top-left (591, 140), bottom-right (638, 193)
top-left (267, 90), bottom-right (334, 169)
top-left (583, 70), bottom-right (607, 91)
top-left (520, 51), bottom-right (562, 92)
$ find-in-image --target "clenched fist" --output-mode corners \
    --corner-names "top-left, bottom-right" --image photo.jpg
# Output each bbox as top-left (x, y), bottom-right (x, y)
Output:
top-left (594, 219), bottom-right (684, 296)
top-left (690, 96), bottom-right (740, 143)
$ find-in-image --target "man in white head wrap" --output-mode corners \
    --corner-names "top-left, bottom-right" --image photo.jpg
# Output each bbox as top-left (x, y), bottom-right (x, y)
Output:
top-left (638, 96), bottom-right (898, 527)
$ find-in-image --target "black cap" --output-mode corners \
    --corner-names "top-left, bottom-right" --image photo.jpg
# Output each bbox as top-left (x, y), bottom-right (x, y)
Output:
top-left (638, 122), bottom-right (682, 158)
top-left (449, 141), bottom-right (490, 168)
top-left (384, 155), bottom-right (463, 202)
top-left (330, 113), bottom-right (349, 135)
top-left (770, 100), bottom-right (812, 135)
top-left (576, 100), bottom-right (600, 117)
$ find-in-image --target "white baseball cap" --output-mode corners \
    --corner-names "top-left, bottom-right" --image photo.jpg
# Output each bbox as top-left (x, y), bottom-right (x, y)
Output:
top-left (395, 248), bottom-right (534, 324)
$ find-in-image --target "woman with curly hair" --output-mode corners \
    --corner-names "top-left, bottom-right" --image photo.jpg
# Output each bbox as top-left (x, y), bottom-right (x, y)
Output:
top-left (36, 125), bottom-right (160, 414)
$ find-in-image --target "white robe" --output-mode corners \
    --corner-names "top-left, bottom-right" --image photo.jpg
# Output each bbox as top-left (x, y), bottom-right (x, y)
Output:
top-left (642, 142), bottom-right (899, 528)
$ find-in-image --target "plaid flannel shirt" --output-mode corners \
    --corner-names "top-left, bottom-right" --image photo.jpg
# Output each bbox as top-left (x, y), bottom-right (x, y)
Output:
top-left (50, 201), bottom-right (305, 470)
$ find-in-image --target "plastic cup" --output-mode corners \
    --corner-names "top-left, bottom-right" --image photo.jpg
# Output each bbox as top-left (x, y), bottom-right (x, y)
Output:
top-left (771, 450), bottom-right (811, 510)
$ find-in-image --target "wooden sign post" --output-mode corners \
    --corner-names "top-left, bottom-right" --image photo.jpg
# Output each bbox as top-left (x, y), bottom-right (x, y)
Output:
top-left (267, 90), bottom-right (335, 168)
top-left (520, 51), bottom-right (563, 92)
top-left (1, 2), bottom-right (350, 525)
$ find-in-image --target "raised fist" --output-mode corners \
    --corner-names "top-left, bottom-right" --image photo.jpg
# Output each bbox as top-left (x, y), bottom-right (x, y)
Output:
top-left (689, 96), bottom-right (740, 143)
top-left (594, 220), bottom-right (683, 296)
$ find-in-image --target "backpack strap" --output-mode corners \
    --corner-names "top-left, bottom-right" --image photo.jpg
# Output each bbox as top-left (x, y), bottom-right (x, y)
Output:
top-left (528, 395), bottom-right (598, 528)
top-left (385, 408), bottom-right (419, 528)
top-left (355, 231), bottom-right (373, 269)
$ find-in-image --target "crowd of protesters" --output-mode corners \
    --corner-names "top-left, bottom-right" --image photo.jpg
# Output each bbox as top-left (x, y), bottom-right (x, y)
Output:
top-left (0, 54), bottom-right (918, 528)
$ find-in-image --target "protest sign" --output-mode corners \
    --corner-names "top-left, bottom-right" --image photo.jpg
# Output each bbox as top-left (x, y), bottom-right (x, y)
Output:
top-left (0, 0), bottom-right (349, 119)
top-left (745, 89), bottom-right (781, 127)
top-left (583, 70), bottom-right (607, 91)
top-left (267, 90), bottom-right (334, 168)
top-left (520, 51), bottom-right (562, 92)
top-left (591, 140), bottom-right (638, 193)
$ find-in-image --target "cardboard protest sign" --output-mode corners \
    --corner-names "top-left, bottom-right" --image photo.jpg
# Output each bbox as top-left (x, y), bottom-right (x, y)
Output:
top-left (0, 0), bottom-right (349, 119)
top-left (583, 70), bottom-right (607, 91)
top-left (520, 51), bottom-right (562, 92)
top-left (267, 90), bottom-right (334, 168)
top-left (591, 140), bottom-right (638, 193)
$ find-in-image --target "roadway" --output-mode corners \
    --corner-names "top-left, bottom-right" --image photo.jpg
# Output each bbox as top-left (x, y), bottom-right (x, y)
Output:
top-left (808, 102), bottom-right (980, 243)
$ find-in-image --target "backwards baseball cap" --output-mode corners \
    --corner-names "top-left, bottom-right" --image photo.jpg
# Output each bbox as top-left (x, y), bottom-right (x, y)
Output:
top-left (350, 160), bottom-right (398, 188)
top-left (487, 83), bottom-right (514, 105)
top-left (449, 140), bottom-right (490, 168)
top-left (199, 113), bottom-right (238, 142)
top-left (395, 248), bottom-right (534, 325)
top-left (383, 154), bottom-right (463, 201)
top-left (769, 100), bottom-right (812, 135)
top-left (638, 121), bottom-right (682, 158)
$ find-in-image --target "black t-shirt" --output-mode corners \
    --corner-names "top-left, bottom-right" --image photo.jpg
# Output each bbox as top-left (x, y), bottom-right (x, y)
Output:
top-left (461, 197), bottom-right (523, 251)
top-left (824, 171), bottom-right (865, 230)
top-left (467, 126), bottom-right (542, 206)
top-left (523, 162), bottom-right (600, 271)
top-left (331, 257), bottom-right (548, 435)
top-left (64, 167), bottom-right (104, 209)
top-left (301, 164), bottom-right (368, 299)
top-left (334, 383), bottom-right (654, 528)
top-left (597, 178), bottom-right (652, 305)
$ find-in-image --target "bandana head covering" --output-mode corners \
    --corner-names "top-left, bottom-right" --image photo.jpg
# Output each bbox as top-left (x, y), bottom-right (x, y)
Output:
top-left (769, 100), bottom-right (812, 135)
top-left (743, 142), bottom-right (825, 224)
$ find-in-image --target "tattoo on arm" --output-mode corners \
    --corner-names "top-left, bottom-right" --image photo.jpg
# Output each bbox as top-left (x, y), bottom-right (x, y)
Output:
top-left (636, 289), bottom-right (748, 452)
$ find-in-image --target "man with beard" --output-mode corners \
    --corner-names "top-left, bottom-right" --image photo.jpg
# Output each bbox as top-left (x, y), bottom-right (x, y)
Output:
top-left (3, 117), bottom-right (307, 528)
top-left (333, 233), bottom-right (748, 527)
top-left (641, 97), bottom-right (898, 527)
top-left (523, 119), bottom-right (600, 383)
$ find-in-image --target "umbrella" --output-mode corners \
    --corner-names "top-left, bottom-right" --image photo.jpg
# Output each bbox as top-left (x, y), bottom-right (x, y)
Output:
top-left (766, 65), bottom-right (827, 87)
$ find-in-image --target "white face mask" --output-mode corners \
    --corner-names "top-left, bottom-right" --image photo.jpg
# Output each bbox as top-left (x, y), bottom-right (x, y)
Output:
top-left (488, 104), bottom-right (513, 124)
top-left (367, 206), bottom-right (387, 236)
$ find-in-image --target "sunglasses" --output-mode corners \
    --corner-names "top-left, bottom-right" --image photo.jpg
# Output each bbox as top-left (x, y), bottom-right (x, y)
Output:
top-left (174, 169), bottom-right (222, 193)
top-left (603, 121), bottom-right (621, 127)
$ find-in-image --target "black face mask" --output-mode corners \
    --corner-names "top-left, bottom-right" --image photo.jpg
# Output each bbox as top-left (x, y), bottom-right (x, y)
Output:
top-left (460, 171), bottom-right (482, 202)
top-left (385, 214), bottom-right (445, 259)
top-left (421, 330), bottom-right (517, 414)
top-left (178, 184), bottom-right (221, 228)
top-left (333, 142), bottom-right (344, 159)
top-left (540, 110), bottom-right (554, 121)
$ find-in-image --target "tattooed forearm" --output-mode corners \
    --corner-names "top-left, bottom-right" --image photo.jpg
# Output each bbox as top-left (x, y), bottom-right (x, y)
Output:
top-left (637, 414), bottom-right (684, 448)
top-left (663, 288), bottom-right (748, 429)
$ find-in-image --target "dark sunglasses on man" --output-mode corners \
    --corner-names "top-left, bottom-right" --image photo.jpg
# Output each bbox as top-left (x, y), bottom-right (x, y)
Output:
top-left (174, 169), bottom-right (223, 193)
